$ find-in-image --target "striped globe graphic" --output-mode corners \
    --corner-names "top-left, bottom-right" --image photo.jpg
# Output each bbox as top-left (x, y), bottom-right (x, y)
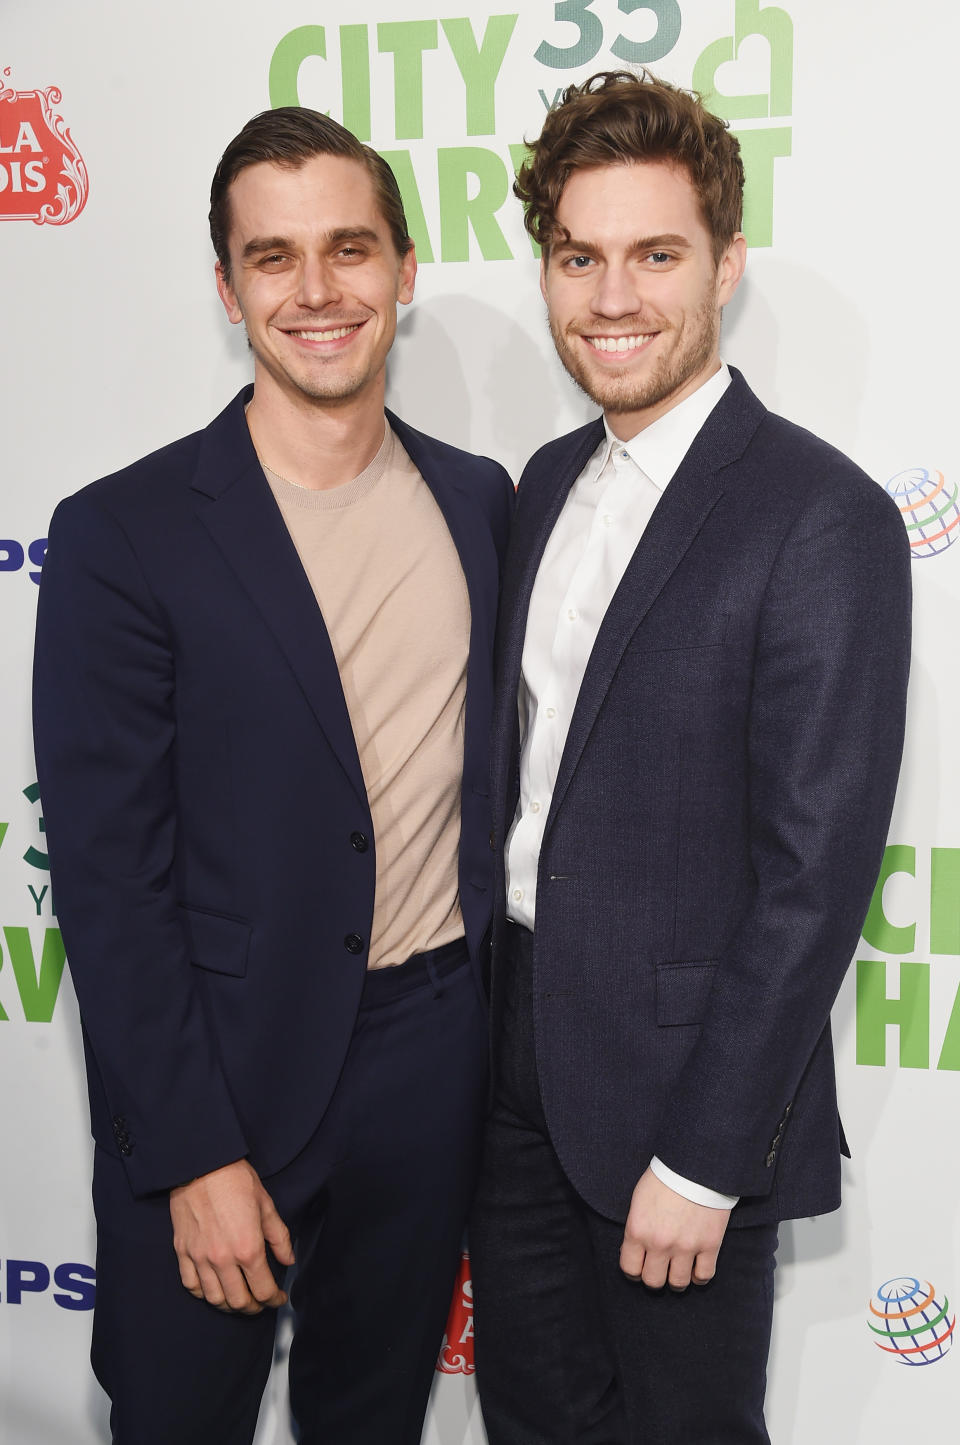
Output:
top-left (885, 467), bottom-right (960, 558)
top-left (868, 1277), bottom-right (956, 1365)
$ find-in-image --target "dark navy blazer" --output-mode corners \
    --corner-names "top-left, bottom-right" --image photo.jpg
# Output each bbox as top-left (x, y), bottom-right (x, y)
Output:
top-left (33, 387), bottom-right (514, 1198)
top-left (489, 369), bottom-right (911, 1227)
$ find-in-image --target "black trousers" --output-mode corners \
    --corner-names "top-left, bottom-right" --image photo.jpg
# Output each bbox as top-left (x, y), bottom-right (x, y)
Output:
top-left (91, 941), bottom-right (487, 1445)
top-left (470, 925), bottom-right (777, 1445)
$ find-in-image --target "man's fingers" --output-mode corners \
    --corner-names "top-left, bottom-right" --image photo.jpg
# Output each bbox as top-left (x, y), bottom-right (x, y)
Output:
top-left (620, 1238), bottom-right (674, 1290)
top-left (640, 1250), bottom-right (671, 1290)
top-left (620, 1169), bottom-right (731, 1289)
top-left (168, 1159), bottom-right (293, 1313)
top-left (260, 1196), bottom-right (296, 1269)
top-left (691, 1250), bottom-right (719, 1286)
top-left (619, 1240), bottom-right (645, 1279)
top-left (195, 1262), bottom-right (231, 1310)
top-left (666, 1255), bottom-right (694, 1291)
top-left (176, 1251), bottom-right (203, 1296)
top-left (241, 1252), bottom-right (288, 1309)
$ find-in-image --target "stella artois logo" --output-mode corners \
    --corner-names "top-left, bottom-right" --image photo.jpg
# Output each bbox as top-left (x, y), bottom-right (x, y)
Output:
top-left (436, 1251), bottom-right (475, 1375)
top-left (0, 73), bottom-right (88, 225)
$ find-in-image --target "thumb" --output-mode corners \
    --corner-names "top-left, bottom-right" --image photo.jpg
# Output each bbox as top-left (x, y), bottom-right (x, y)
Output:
top-left (259, 1191), bottom-right (295, 1266)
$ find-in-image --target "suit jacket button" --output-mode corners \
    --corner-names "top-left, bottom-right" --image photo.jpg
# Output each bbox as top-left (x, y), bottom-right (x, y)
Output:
top-left (489, 830), bottom-right (496, 852)
top-left (344, 933), bottom-right (365, 954)
top-left (350, 832), bottom-right (369, 853)
top-left (765, 1150), bottom-right (777, 1168)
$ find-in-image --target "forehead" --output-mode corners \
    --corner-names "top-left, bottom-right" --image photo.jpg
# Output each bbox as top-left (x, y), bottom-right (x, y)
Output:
top-left (555, 160), bottom-right (707, 243)
top-left (225, 153), bottom-right (385, 246)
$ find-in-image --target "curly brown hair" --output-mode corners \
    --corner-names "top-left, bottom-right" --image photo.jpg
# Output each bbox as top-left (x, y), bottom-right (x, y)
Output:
top-left (514, 71), bottom-right (743, 264)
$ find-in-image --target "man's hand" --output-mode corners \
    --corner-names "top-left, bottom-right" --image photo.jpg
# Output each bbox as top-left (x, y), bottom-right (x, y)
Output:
top-left (620, 1167), bottom-right (731, 1290)
top-left (169, 1158), bottom-right (295, 1314)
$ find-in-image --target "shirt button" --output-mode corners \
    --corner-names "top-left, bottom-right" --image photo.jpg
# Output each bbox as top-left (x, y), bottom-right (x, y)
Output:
top-left (621, 449), bottom-right (629, 459)
top-left (602, 514), bottom-right (613, 527)
top-left (512, 888), bottom-right (523, 903)
top-left (567, 608), bottom-right (578, 621)
top-left (530, 800), bottom-right (541, 814)
top-left (545, 707), bottom-right (556, 719)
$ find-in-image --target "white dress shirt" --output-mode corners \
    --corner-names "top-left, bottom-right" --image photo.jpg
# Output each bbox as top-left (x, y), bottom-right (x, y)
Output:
top-left (506, 363), bottom-right (738, 1210)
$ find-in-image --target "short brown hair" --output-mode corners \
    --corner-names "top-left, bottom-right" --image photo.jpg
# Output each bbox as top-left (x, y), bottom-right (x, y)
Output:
top-left (209, 107), bottom-right (412, 280)
top-left (515, 71), bottom-right (743, 264)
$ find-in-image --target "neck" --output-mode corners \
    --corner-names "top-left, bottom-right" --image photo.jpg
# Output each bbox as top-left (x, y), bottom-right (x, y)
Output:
top-left (246, 375), bottom-right (387, 491)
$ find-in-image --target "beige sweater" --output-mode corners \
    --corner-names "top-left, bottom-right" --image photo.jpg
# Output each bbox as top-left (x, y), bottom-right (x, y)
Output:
top-left (263, 424), bottom-right (470, 968)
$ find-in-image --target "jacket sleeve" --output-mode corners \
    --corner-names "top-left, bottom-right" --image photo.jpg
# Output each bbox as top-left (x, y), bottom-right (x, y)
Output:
top-left (653, 472), bottom-right (911, 1199)
top-left (33, 492), bottom-right (248, 1196)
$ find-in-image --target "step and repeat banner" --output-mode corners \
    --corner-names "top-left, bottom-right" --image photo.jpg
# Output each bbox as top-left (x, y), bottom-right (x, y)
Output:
top-left (1, 2), bottom-right (956, 1441)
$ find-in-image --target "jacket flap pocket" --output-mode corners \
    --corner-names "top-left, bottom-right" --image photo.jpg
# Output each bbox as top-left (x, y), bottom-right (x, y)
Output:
top-left (179, 906), bottom-right (251, 978)
top-left (656, 961), bottom-right (717, 1026)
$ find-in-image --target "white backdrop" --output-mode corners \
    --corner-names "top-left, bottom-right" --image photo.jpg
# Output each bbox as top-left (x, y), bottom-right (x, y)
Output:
top-left (2, 2), bottom-right (957, 1441)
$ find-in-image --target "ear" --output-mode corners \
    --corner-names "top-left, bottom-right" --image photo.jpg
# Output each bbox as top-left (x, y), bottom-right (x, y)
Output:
top-left (539, 251), bottom-right (549, 303)
top-left (215, 261), bottom-right (244, 325)
top-left (716, 233), bottom-right (747, 307)
top-left (397, 243), bottom-right (417, 306)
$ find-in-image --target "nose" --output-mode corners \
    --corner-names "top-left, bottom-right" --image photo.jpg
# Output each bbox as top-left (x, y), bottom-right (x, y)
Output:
top-left (295, 255), bottom-right (342, 311)
top-left (590, 261), bottom-right (642, 320)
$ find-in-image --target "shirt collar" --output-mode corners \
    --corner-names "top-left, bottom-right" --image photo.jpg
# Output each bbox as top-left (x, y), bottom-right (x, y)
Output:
top-left (600, 362), bottom-right (731, 492)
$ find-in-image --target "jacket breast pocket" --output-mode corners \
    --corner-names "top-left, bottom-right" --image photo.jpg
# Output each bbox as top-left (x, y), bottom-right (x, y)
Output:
top-left (178, 905), bottom-right (251, 978)
top-left (655, 961), bottom-right (718, 1026)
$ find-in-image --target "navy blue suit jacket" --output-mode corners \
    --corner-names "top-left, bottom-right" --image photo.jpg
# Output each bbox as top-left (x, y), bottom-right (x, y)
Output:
top-left (490, 369), bottom-right (911, 1227)
top-left (33, 387), bottom-right (514, 1198)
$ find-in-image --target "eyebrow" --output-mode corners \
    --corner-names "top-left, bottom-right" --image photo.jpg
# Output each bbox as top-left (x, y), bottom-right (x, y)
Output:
top-left (241, 227), bottom-right (381, 260)
top-left (553, 232), bottom-right (692, 256)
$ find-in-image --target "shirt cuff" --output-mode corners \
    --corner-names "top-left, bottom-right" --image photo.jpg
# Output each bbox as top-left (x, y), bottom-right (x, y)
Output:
top-left (649, 1156), bottom-right (739, 1210)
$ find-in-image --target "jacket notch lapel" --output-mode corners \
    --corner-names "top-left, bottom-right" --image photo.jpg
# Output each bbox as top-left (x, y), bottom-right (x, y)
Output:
top-left (542, 374), bottom-right (765, 837)
top-left (191, 395), bottom-right (368, 811)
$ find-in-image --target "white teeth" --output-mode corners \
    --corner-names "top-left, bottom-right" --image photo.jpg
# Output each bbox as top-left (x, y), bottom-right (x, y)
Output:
top-left (588, 333), bottom-right (652, 353)
top-left (293, 324), bottom-right (361, 341)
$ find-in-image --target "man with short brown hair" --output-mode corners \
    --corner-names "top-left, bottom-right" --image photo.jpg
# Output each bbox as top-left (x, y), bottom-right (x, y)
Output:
top-left (34, 107), bottom-right (513, 1444)
top-left (470, 71), bottom-right (910, 1443)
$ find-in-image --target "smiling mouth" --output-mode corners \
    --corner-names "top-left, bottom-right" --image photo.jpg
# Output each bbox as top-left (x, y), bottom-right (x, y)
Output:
top-left (287, 323), bottom-right (364, 342)
top-left (585, 333), bottom-right (656, 353)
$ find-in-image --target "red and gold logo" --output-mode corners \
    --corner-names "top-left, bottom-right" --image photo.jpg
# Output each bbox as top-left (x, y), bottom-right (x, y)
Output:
top-left (0, 74), bottom-right (88, 225)
top-left (436, 1251), bottom-right (475, 1375)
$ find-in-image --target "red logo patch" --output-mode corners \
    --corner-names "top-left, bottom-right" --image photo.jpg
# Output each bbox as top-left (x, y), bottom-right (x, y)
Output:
top-left (0, 79), bottom-right (88, 225)
top-left (436, 1251), bottom-right (475, 1375)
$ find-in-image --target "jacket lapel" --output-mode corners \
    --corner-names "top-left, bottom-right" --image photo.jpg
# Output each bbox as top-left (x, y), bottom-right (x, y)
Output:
top-left (543, 371), bottom-right (767, 837)
top-left (190, 388), bottom-right (368, 810)
top-left (492, 419), bottom-right (605, 832)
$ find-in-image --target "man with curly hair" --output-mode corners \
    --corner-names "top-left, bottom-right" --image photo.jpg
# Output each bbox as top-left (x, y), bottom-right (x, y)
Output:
top-left (469, 70), bottom-right (910, 1443)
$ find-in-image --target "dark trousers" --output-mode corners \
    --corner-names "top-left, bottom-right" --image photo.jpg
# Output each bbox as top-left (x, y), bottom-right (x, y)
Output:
top-left (91, 941), bottom-right (487, 1445)
top-left (470, 925), bottom-right (777, 1445)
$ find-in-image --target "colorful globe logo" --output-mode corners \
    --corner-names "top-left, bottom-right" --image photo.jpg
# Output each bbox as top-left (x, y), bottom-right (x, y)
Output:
top-left (885, 467), bottom-right (960, 558)
top-left (868, 1276), bottom-right (956, 1365)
